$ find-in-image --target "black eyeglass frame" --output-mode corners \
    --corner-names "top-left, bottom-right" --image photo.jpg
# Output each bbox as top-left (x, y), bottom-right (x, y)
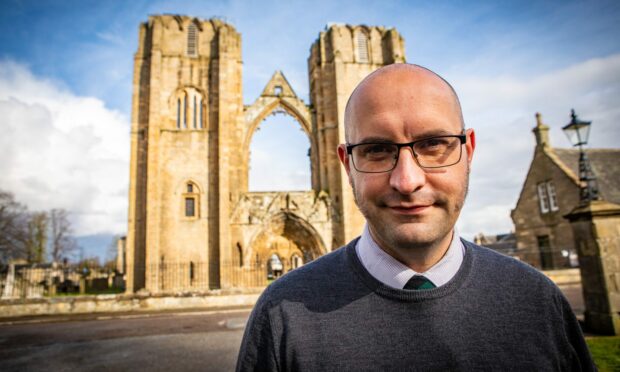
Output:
top-left (345, 134), bottom-right (467, 173)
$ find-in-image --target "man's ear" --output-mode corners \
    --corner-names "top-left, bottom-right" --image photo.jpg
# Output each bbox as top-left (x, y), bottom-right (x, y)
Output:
top-left (465, 128), bottom-right (476, 165)
top-left (337, 144), bottom-right (354, 186)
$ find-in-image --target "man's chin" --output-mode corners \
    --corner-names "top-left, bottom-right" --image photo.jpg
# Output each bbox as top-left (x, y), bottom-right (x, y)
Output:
top-left (374, 223), bottom-right (444, 250)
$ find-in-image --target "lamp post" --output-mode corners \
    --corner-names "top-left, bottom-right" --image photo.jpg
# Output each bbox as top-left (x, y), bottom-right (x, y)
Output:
top-left (562, 109), bottom-right (600, 204)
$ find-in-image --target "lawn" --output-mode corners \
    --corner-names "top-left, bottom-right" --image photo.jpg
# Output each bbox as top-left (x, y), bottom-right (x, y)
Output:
top-left (586, 336), bottom-right (620, 372)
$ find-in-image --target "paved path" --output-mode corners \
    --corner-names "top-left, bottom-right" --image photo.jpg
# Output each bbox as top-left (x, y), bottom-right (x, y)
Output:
top-left (0, 308), bottom-right (252, 372)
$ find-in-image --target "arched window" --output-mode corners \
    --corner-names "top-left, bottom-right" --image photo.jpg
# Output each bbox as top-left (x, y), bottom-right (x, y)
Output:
top-left (173, 88), bottom-right (205, 130)
top-left (356, 31), bottom-right (369, 63)
top-left (199, 97), bottom-right (203, 129)
top-left (193, 96), bottom-right (197, 129)
top-left (183, 182), bottom-right (199, 218)
top-left (176, 99), bottom-right (181, 129)
top-left (187, 23), bottom-right (198, 57)
top-left (183, 95), bottom-right (187, 128)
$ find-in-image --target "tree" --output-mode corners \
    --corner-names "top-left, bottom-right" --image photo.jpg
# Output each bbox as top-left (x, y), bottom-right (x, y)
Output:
top-left (0, 190), bottom-right (29, 265)
top-left (25, 211), bottom-right (48, 263)
top-left (49, 209), bottom-right (77, 263)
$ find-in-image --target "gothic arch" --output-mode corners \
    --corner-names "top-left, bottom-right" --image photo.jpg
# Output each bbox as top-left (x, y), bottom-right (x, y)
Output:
top-left (244, 211), bottom-right (327, 268)
top-left (241, 71), bottom-right (317, 191)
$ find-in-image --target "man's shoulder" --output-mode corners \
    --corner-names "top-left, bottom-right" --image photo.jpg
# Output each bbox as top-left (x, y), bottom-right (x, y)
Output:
top-left (464, 239), bottom-right (560, 292)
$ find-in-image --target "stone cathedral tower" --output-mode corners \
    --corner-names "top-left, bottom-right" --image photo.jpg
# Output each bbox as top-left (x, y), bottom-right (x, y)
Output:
top-left (126, 15), bottom-right (405, 293)
top-left (309, 24), bottom-right (406, 246)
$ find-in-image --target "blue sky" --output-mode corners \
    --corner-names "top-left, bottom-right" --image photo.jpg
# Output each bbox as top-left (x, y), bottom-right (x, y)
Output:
top-left (1, 0), bottom-right (619, 260)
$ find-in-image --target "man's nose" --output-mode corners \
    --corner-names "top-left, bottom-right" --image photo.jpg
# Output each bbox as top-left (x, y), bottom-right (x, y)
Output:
top-left (389, 147), bottom-right (426, 194)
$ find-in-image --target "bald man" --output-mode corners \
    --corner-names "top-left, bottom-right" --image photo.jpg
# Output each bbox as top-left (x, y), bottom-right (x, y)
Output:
top-left (236, 64), bottom-right (595, 371)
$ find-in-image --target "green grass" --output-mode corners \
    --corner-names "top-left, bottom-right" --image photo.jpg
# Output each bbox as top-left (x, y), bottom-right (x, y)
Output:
top-left (586, 336), bottom-right (620, 372)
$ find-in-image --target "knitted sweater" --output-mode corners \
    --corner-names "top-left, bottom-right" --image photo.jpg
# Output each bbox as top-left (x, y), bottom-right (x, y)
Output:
top-left (236, 239), bottom-right (595, 371)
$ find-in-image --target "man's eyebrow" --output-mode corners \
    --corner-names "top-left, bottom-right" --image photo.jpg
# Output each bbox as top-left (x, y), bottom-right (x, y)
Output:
top-left (354, 137), bottom-right (394, 144)
top-left (353, 129), bottom-right (460, 144)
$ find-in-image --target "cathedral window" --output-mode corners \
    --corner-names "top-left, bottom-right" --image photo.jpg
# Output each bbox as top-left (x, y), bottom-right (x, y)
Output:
top-left (193, 96), bottom-right (197, 129)
top-left (183, 182), bottom-right (200, 219)
top-left (356, 31), bottom-right (369, 63)
top-left (173, 89), bottom-right (204, 130)
top-left (199, 97), bottom-right (204, 129)
top-left (187, 23), bottom-right (198, 57)
top-left (176, 99), bottom-right (181, 129)
top-left (183, 95), bottom-right (187, 128)
top-left (185, 197), bottom-right (195, 217)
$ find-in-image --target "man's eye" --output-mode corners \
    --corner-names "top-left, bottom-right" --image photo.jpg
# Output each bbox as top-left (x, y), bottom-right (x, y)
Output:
top-left (362, 144), bottom-right (394, 155)
top-left (417, 138), bottom-right (448, 150)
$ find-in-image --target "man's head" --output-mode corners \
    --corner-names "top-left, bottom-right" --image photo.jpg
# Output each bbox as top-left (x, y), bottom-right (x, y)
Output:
top-left (337, 64), bottom-right (475, 259)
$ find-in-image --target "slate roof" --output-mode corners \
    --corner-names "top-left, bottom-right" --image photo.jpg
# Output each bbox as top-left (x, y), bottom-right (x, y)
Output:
top-left (553, 148), bottom-right (620, 204)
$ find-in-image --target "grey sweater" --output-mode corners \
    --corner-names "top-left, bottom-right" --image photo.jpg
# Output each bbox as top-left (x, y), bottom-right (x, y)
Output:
top-left (236, 239), bottom-right (595, 371)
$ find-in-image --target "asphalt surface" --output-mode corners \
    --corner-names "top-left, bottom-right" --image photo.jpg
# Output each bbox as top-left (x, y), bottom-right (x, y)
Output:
top-left (0, 308), bottom-right (252, 372)
top-left (0, 283), bottom-right (585, 372)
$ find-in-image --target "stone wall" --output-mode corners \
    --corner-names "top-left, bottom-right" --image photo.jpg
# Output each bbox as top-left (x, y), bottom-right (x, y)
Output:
top-left (0, 291), bottom-right (260, 319)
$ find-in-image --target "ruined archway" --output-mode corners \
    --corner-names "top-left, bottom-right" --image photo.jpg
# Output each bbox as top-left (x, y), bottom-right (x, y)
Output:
top-left (240, 71), bottom-right (319, 193)
top-left (248, 211), bottom-right (326, 270)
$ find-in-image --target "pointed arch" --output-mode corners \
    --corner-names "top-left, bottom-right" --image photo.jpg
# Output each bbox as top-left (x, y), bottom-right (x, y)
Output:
top-left (244, 211), bottom-right (327, 268)
top-left (241, 71), bottom-right (316, 192)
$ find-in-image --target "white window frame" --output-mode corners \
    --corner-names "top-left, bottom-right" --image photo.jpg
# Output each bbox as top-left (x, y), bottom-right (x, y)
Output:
top-left (546, 182), bottom-right (559, 211)
top-left (537, 183), bottom-right (550, 213)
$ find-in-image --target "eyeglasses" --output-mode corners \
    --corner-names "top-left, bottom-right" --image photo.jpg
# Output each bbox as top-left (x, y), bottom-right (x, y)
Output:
top-left (346, 134), bottom-right (466, 173)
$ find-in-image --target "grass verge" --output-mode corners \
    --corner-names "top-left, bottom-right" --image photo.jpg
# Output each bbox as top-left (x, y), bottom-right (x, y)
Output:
top-left (586, 336), bottom-right (620, 372)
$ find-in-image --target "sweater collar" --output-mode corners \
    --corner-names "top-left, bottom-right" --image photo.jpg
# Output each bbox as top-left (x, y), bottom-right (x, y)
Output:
top-left (355, 224), bottom-right (465, 289)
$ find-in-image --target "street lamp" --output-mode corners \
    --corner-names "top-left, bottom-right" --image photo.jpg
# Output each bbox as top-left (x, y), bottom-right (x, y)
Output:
top-left (562, 109), bottom-right (600, 204)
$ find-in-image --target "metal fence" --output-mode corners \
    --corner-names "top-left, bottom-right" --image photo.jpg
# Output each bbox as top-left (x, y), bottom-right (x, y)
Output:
top-left (0, 264), bottom-right (114, 300)
top-left (133, 260), bottom-right (271, 293)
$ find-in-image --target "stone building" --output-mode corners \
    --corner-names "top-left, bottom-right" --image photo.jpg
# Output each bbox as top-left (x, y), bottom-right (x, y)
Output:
top-left (473, 232), bottom-right (517, 257)
top-left (511, 113), bottom-right (620, 269)
top-left (126, 15), bottom-right (405, 293)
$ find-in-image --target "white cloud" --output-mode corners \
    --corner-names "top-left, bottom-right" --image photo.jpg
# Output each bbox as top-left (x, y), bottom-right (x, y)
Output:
top-left (452, 53), bottom-right (620, 238)
top-left (0, 60), bottom-right (129, 236)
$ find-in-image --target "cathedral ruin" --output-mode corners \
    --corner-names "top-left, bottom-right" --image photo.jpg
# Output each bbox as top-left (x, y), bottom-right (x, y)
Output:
top-left (126, 15), bottom-right (405, 292)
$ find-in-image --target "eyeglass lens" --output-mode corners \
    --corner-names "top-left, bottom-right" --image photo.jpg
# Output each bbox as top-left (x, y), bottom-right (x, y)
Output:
top-left (351, 136), bottom-right (463, 172)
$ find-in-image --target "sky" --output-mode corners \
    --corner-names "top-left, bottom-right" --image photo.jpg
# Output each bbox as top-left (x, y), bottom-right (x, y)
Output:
top-left (1, 0), bottom-right (619, 259)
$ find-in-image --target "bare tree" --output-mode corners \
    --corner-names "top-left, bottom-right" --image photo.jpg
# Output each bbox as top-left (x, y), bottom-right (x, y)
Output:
top-left (49, 209), bottom-right (77, 263)
top-left (0, 190), bottom-right (29, 265)
top-left (25, 211), bottom-right (48, 263)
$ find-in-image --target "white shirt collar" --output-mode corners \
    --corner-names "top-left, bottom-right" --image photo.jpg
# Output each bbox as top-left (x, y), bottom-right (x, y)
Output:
top-left (355, 224), bottom-right (465, 289)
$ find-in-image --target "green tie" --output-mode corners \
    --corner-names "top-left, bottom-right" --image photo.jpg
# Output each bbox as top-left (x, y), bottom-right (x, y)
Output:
top-left (404, 275), bottom-right (436, 290)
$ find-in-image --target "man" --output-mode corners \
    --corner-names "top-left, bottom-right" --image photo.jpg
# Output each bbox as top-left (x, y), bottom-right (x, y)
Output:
top-left (236, 64), bottom-right (595, 371)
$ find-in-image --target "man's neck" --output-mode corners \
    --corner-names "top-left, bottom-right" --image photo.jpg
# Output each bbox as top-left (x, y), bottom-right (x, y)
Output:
top-left (368, 226), bottom-right (454, 273)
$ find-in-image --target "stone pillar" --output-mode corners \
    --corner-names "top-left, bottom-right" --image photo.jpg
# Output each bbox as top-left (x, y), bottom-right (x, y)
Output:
top-left (565, 200), bottom-right (620, 335)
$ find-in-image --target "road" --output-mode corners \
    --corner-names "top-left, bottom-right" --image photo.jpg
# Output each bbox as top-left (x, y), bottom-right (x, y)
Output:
top-left (0, 308), bottom-right (252, 372)
top-left (0, 283), bottom-right (585, 372)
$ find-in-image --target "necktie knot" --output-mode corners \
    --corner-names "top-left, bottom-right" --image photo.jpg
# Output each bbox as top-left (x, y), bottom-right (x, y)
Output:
top-left (404, 275), bottom-right (435, 290)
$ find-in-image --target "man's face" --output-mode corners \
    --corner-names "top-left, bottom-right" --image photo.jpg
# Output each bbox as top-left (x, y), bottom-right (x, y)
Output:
top-left (338, 67), bottom-right (475, 254)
